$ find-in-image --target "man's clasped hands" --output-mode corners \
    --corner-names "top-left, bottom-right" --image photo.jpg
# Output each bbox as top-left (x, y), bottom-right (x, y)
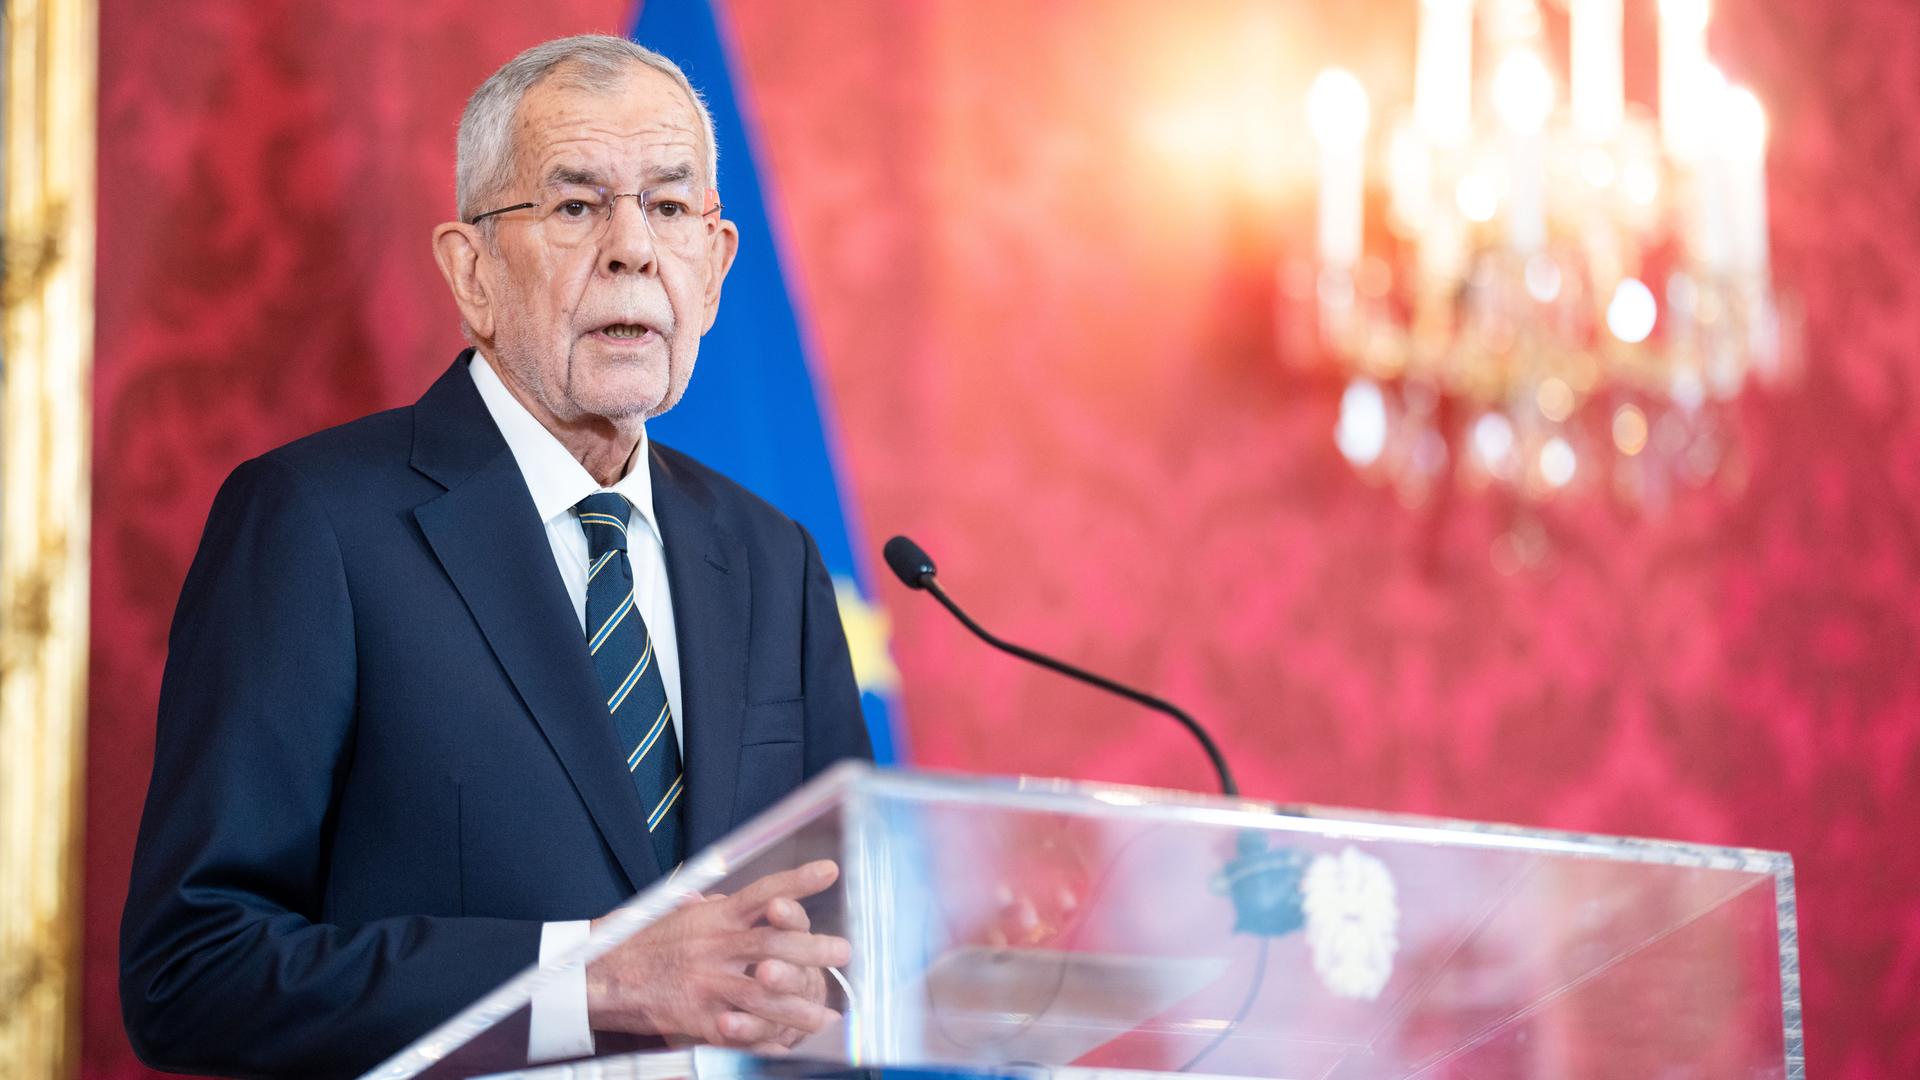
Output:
top-left (586, 859), bottom-right (850, 1052)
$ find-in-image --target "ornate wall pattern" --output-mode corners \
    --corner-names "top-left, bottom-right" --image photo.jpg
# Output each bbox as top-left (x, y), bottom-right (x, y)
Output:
top-left (86, 1), bottom-right (1917, 1076)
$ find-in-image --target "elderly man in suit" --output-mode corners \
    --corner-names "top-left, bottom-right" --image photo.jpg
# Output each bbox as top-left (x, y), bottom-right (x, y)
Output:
top-left (120, 34), bottom-right (871, 1078)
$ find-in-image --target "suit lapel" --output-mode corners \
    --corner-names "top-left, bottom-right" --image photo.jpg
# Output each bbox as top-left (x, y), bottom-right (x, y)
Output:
top-left (410, 356), bottom-right (661, 892)
top-left (650, 445), bottom-right (750, 857)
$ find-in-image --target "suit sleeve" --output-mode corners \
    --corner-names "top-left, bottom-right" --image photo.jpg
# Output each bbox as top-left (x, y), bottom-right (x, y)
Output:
top-left (120, 456), bottom-right (539, 1080)
top-left (795, 521), bottom-right (875, 774)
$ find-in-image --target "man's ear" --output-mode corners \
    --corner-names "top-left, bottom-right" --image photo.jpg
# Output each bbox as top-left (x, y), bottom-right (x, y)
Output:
top-left (699, 219), bottom-right (740, 334)
top-left (432, 222), bottom-right (496, 341)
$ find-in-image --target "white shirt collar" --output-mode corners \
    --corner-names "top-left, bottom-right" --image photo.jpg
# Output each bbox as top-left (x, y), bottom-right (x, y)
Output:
top-left (467, 351), bottom-right (662, 544)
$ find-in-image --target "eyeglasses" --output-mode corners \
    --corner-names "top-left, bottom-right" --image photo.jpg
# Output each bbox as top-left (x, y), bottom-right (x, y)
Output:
top-left (468, 184), bottom-right (723, 251)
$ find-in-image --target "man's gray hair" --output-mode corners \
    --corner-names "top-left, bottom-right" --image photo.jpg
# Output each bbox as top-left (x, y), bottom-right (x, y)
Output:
top-left (455, 34), bottom-right (719, 223)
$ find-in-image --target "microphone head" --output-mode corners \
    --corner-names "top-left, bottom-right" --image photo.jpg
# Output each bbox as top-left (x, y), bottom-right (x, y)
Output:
top-left (883, 535), bottom-right (938, 589)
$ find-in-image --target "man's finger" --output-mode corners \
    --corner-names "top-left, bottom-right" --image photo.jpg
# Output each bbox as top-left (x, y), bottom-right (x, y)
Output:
top-left (723, 974), bottom-right (840, 1033)
top-left (728, 860), bottom-right (839, 915)
top-left (763, 896), bottom-right (812, 932)
top-left (715, 1009), bottom-right (780, 1047)
top-left (752, 958), bottom-right (813, 997)
top-left (739, 927), bottom-right (851, 968)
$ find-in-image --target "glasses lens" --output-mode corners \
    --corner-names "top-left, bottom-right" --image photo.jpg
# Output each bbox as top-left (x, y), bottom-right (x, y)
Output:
top-left (532, 185), bottom-right (711, 249)
top-left (639, 187), bottom-right (709, 249)
top-left (535, 187), bottom-right (609, 247)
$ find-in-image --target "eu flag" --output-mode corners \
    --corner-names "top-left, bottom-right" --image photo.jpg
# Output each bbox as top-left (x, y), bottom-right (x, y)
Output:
top-left (633, 0), bottom-right (902, 763)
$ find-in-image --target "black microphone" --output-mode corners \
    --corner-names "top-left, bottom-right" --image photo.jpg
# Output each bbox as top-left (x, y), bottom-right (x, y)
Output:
top-left (882, 534), bottom-right (1239, 798)
top-left (882, 535), bottom-right (938, 591)
top-left (883, 534), bottom-right (1306, 947)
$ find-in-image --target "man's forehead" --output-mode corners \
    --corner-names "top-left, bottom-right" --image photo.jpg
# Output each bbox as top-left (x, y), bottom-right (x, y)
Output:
top-left (513, 67), bottom-right (708, 182)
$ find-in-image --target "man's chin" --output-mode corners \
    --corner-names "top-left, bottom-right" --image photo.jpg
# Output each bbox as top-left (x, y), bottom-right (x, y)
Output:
top-left (567, 352), bottom-right (684, 419)
top-left (568, 379), bottom-right (682, 424)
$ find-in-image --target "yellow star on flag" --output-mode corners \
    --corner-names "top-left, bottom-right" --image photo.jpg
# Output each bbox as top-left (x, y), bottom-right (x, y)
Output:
top-left (834, 577), bottom-right (900, 697)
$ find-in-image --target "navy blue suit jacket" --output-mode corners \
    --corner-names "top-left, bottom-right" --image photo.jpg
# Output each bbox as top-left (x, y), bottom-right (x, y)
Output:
top-left (120, 353), bottom-right (872, 1078)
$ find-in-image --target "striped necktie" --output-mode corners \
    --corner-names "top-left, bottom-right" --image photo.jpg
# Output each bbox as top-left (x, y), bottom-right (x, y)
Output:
top-left (576, 492), bottom-right (684, 870)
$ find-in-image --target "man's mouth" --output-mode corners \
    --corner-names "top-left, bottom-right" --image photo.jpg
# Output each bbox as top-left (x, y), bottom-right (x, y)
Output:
top-left (592, 322), bottom-right (655, 341)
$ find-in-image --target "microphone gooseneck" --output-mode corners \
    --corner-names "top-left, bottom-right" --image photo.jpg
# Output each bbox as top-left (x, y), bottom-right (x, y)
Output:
top-left (882, 533), bottom-right (1301, 1069)
top-left (881, 534), bottom-right (1239, 798)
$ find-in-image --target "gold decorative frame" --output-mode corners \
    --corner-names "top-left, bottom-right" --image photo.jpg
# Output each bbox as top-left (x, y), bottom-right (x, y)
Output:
top-left (0, 0), bottom-right (96, 1077)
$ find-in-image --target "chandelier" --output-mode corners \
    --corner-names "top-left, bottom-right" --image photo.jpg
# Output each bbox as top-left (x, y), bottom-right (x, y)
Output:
top-left (1308, 0), bottom-right (1796, 508)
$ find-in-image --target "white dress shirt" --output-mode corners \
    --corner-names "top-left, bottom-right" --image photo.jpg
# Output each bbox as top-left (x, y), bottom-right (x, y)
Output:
top-left (468, 352), bottom-right (682, 1062)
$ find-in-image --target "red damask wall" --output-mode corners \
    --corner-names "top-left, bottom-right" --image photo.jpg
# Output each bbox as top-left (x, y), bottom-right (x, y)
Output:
top-left (86, 1), bottom-right (1919, 1076)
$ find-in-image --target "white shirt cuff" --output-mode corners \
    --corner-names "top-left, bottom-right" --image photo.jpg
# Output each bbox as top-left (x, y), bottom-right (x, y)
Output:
top-left (528, 919), bottom-right (595, 1063)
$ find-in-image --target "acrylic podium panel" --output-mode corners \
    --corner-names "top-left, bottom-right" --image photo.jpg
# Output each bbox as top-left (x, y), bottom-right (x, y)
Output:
top-left (364, 763), bottom-right (1802, 1080)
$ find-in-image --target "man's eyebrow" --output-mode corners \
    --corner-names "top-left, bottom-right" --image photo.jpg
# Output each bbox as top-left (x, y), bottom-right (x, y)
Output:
top-left (541, 163), bottom-right (700, 190)
top-left (644, 162), bottom-right (697, 187)
top-left (544, 165), bottom-right (610, 188)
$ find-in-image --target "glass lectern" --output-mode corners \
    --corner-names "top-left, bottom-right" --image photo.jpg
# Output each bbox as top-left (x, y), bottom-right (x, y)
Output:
top-left (365, 763), bottom-right (1801, 1080)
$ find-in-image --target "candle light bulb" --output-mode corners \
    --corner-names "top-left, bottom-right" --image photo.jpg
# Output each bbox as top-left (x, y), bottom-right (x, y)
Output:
top-left (1387, 120), bottom-right (1433, 236)
top-left (1493, 52), bottom-right (1554, 135)
top-left (1414, 0), bottom-right (1475, 147)
top-left (1722, 85), bottom-right (1769, 160)
top-left (1309, 68), bottom-right (1371, 273)
top-left (1659, 0), bottom-right (1715, 156)
top-left (1660, 0), bottom-right (1711, 31)
top-left (1690, 69), bottom-right (1736, 272)
top-left (1717, 83), bottom-right (1772, 277)
top-left (1571, 0), bottom-right (1625, 141)
top-left (1309, 69), bottom-right (1371, 149)
top-left (1694, 64), bottom-right (1729, 108)
top-left (1494, 51), bottom-right (1553, 253)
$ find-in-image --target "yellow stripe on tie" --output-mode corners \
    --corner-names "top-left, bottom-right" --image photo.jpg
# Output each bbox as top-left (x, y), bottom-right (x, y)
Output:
top-left (587, 549), bottom-right (616, 583)
top-left (588, 591), bottom-right (634, 655)
top-left (608, 639), bottom-right (654, 712)
top-left (628, 702), bottom-right (671, 771)
top-left (579, 513), bottom-right (627, 533)
top-left (648, 773), bottom-right (684, 831)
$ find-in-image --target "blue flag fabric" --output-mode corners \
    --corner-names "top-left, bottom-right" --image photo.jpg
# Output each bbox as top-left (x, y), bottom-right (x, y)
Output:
top-left (631, 0), bottom-right (901, 763)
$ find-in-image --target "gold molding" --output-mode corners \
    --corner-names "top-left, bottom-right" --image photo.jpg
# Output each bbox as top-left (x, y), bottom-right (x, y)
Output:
top-left (0, 0), bottom-right (96, 1077)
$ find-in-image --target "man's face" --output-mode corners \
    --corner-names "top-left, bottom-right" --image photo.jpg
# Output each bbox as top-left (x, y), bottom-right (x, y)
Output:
top-left (476, 65), bottom-right (736, 427)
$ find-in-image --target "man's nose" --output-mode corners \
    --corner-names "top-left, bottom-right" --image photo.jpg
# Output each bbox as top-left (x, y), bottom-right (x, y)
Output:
top-left (600, 194), bottom-right (658, 276)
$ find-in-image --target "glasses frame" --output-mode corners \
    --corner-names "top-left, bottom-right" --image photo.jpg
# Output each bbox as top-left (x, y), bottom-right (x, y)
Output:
top-left (466, 188), bottom-right (725, 244)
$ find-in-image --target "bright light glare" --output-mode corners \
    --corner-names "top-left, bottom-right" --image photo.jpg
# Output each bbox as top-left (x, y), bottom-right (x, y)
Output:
top-left (1607, 278), bottom-right (1658, 343)
top-left (1668, 64), bottom-right (1728, 159)
top-left (1540, 436), bottom-right (1577, 487)
top-left (1456, 173), bottom-right (1499, 222)
top-left (1336, 379), bottom-right (1389, 466)
top-left (1660, 0), bottom-right (1712, 31)
top-left (1493, 52), bottom-right (1555, 135)
top-left (1695, 63), bottom-right (1729, 101)
top-left (1535, 377), bottom-right (1576, 423)
top-left (1308, 68), bottom-right (1371, 149)
top-left (1690, 65), bottom-right (1730, 127)
top-left (1473, 413), bottom-right (1514, 468)
top-left (1613, 404), bottom-right (1650, 455)
top-left (1721, 85), bottom-right (1769, 160)
top-left (1621, 159), bottom-right (1661, 206)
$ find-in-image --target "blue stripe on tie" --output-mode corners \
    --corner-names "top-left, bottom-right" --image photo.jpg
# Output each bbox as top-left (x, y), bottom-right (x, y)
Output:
top-left (647, 773), bottom-right (684, 831)
top-left (579, 513), bottom-right (627, 533)
top-left (608, 639), bottom-right (654, 712)
top-left (628, 702), bottom-right (672, 771)
top-left (588, 591), bottom-right (635, 655)
top-left (587, 549), bottom-right (616, 583)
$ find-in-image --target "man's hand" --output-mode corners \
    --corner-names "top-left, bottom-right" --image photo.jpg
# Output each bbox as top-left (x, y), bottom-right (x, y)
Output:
top-left (585, 860), bottom-right (848, 1051)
